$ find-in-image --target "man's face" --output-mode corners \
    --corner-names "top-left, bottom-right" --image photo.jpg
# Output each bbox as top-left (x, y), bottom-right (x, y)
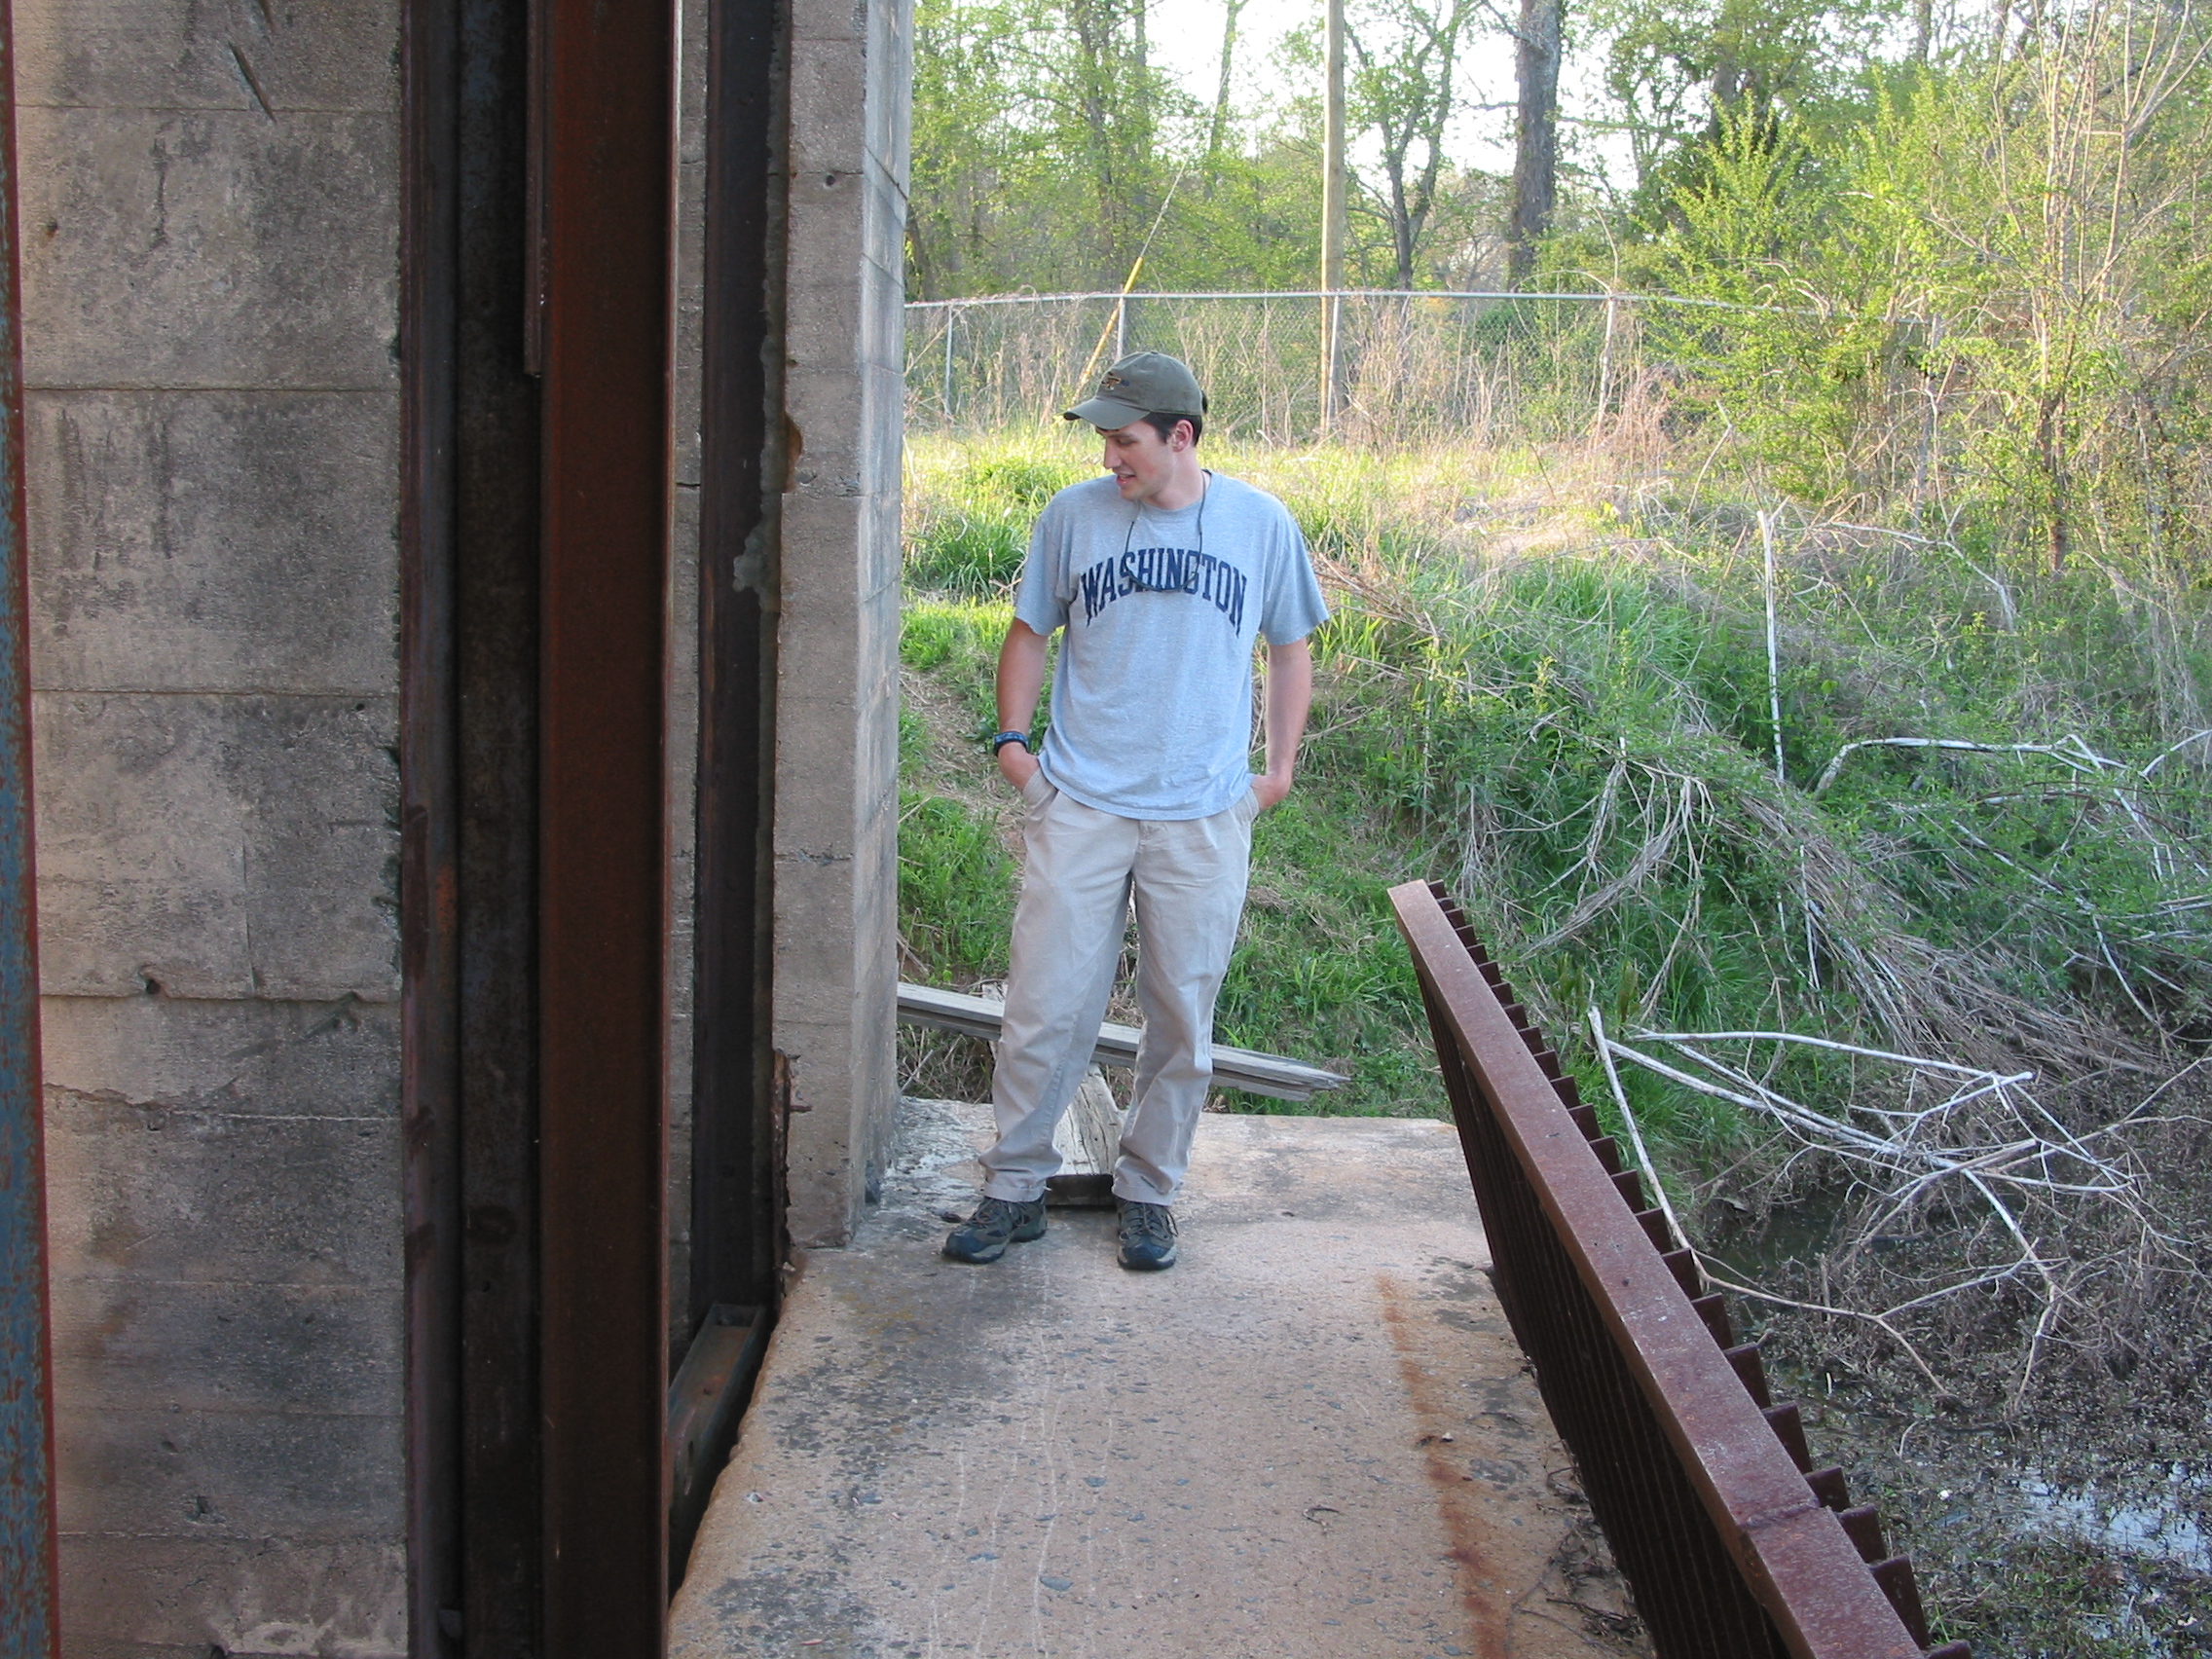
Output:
top-left (1097, 419), bottom-right (1184, 503)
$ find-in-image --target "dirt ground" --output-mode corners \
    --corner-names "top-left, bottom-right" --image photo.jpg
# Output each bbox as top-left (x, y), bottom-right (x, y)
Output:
top-left (1715, 1066), bottom-right (2212, 1656)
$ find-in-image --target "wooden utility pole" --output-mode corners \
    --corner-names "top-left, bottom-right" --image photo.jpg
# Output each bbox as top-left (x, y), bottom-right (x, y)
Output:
top-left (1320, 0), bottom-right (1347, 427)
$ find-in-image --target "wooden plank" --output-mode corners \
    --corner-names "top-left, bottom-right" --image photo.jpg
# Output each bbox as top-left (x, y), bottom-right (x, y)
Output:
top-left (897, 982), bottom-right (1347, 1103)
top-left (1051, 1066), bottom-right (1122, 1174)
top-left (1046, 1067), bottom-right (1122, 1206)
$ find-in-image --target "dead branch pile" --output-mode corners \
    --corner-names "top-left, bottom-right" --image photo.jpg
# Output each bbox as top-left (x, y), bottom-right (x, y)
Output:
top-left (1593, 1015), bottom-right (2209, 1411)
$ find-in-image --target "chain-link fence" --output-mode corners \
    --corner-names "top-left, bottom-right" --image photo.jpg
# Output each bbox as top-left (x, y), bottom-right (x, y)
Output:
top-left (903, 290), bottom-right (1751, 448)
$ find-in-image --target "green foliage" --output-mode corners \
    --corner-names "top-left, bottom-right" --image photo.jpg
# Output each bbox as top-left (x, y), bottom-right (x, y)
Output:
top-left (1590, 0), bottom-right (1902, 184)
top-left (903, 445), bottom-right (1090, 595)
top-left (901, 596), bottom-right (1020, 740)
top-left (900, 432), bottom-right (2212, 1149)
top-left (899, 791), bottom-right (1018, 984)
top-left (1614, 30), bottom-right (2212, 580)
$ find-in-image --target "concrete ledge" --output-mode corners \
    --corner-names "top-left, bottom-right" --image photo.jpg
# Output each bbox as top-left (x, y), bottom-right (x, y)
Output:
top-left (671, 1103), bottom-right (1645, 1657)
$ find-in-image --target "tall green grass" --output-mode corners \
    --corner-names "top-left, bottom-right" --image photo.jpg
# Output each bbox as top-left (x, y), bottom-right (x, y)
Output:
top-left (900, 430), bottom-right (2212, 1148)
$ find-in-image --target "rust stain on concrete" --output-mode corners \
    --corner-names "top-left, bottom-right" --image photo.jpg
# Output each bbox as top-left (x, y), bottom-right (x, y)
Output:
top-left (1378, 1269), bottom-right (1516, 1659)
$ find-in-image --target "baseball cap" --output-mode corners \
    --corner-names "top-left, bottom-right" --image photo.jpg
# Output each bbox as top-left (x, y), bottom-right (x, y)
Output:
top-left (1063, 351), bottom-right (1207, 429)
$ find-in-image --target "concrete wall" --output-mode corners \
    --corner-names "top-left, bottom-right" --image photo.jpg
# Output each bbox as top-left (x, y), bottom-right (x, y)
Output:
top-left (19, 5), bottom-right (407, 1654)
top-left (775, 0), bottom-right (910, 1247)
top-left (18, 0), bottom-right (906, 1641)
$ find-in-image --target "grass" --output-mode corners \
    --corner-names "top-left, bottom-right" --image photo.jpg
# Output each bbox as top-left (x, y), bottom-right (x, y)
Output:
top-left (901, 427), bottom-right (2211, 1138)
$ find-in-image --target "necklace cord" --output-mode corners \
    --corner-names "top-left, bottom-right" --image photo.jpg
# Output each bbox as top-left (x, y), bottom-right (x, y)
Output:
top-left (1120, 471), bottom-right (1209, 588)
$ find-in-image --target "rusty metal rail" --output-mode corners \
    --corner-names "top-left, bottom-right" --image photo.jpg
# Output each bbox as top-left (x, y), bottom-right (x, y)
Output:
top-left (0, 2), bottom-right (55, 1644)
top-left (1391, 880), bottom-right (1969, 1659)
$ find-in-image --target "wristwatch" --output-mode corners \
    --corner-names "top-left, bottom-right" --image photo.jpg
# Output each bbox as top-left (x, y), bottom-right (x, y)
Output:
top-left (991, 730), bottom-right (1031, 754)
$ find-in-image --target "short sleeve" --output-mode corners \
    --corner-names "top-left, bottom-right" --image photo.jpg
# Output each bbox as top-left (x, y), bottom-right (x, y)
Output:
top-left (1012, 509), bottom-right (1069, 635)
top-left (1258, 510), bottom-right (1330, 646)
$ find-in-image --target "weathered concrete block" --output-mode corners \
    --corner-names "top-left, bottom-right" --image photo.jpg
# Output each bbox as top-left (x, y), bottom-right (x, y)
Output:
top-left (778, 492), bottom-right (867, 600)
top-left (787, 167), bottom-right (870, 267)
top-left (857, 547), bottom-right (902, 645)
top-left (60, 1533), bottom-right (405, 1657)
top-left (786, 300), bottom-right (871, 405)
top-left (18, 0), bottom-right (399, 114)
top-left (39, 994), bottom-right (399, 1120)
top-left (33, 693), bottom-right (400, 1000)
top-left (44, 1092), bottom-right (401, 1288)
top-left (852, 722), bottom-right (899, 833)
top-left (55, 1403), bottom-right (402, 1538)
top-left (51, 1278), bottom-right (399, 1418)
top-left (772, 858), bottom-right (864, 1025)
top-left (790, 0), bottom-right (867, 46)
top-left (777, 587), bottom-right (865, 697)
top-left (20, 107), bottom-right (398, 390)
top-left (779, 1017), bottom-right (865, 1246)
top-left (774, 702), bottom-right (862, 848)
top-left (27, 390), bottom-right (399, 694)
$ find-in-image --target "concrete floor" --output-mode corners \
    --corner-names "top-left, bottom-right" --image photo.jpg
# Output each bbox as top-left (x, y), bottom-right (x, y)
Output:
top-left (670, 1099), bottom-right (1648, 1659)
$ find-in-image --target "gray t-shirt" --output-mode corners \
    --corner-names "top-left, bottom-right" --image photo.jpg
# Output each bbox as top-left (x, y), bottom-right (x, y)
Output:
top-left (1014, 471), bottom-right (1330, 820)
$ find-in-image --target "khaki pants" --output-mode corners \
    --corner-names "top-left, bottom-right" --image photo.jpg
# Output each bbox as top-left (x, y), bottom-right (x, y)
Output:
top-left (980, 770), bottom-right (1260, 1206)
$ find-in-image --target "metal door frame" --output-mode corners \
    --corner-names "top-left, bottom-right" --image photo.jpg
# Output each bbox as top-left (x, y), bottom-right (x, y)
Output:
top-left (402, 0), bottom-right (787, 1647)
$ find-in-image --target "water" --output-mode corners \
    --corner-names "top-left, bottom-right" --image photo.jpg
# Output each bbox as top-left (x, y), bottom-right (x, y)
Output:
top-left (2016, 1462), bottom-right (2212, 1574)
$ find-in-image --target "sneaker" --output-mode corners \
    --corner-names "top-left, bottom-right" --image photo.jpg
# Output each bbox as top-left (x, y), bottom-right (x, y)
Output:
top-left (942, 1196), bottom-right (1048, 1264)
top-left (1115, 1198), bottom-right (1178, 1272)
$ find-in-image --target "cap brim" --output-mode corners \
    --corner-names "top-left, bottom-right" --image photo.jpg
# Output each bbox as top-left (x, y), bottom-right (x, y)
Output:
top-left (1062, 395), bottom-right (1152, 428)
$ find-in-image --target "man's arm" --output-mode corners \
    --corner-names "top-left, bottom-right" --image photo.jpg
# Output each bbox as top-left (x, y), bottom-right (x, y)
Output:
top-left (995, 619), bottom-right (1051, 788)
top-left (1254, 637), bottom-right (1313, 810)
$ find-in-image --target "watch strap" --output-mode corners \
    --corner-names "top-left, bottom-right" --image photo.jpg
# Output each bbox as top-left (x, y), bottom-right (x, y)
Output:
top-left (991, 730), bottom-right (1031, 753)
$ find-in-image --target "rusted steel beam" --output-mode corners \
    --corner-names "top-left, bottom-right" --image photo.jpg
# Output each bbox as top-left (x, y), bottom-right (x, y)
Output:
top-left (536, 0), bottom-right (673, 1648)
top-left (0, 2), bottom-right (55, 1647)
top-left (401, 0), bottom-right (467, 1648)
top-left (403, 0), bottom-right (553, 1650)
top-left (689, 0), bottom-right (784, 1334)
top-left (1391, 880), bottom-right (1956, 1659)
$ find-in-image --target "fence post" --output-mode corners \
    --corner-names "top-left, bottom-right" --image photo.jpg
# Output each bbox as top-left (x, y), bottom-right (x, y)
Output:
top-left (1592, 292), bottom-right (1619, 441)
top-left (1319, 291), bottom-right (1343, 435)
top-left (941, 305), bottom-right (956, 424)
top-left (1113, 294), bottom-right (1125, 362)
top-left (1911, 315), bottom-right (1942, 523)
top-left (1759, 509), bottom-right (1786, 786)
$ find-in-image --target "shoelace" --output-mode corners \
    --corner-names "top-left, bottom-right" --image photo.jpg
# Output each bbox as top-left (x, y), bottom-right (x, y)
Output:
top-left (1123, 1203), bottom-right (1176, 1242)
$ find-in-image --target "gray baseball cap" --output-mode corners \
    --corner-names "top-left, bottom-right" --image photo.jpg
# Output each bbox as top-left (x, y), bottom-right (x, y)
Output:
top-left (1064, 351), bottom-right (1206, 428)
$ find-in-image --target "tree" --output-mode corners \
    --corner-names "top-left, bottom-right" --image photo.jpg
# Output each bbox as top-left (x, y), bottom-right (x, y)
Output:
top-left (1347, 0), bottom-right (1477, 289)
top-left (1205, 0), bottom-right (1249, 189)
top-left (1588, 0), bottom-right (1901, 186)
top-left (1507, 0), bottom-right (1562, 282)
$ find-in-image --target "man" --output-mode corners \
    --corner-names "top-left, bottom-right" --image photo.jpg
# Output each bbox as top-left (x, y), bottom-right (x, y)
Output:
top-left (943, 351), bottom-right (1329, 1272)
